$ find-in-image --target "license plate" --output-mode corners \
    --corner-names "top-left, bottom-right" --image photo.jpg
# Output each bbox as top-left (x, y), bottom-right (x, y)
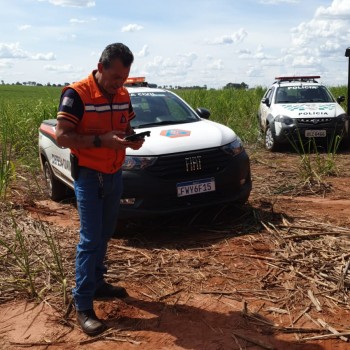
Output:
top-left (305, 130), bottom-right (326, 137)
top-left (177, 178), bottom-right (215, 197)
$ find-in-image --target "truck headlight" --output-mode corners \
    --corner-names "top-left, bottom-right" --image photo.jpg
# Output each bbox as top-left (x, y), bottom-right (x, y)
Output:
top-left (275, 115), bottom-right (294, 125)
top-left (122, 156), bottom-right (157, 170)
top-left (336, 113), bottom-right (349, 122)
top-left (221, 138), bottom-right (243, 156)
top-left (337, 113), bottom-right (349, 132)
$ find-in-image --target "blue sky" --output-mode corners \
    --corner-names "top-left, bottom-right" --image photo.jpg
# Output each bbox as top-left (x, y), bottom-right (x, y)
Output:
top-left (1, 0), bottom-right (349, 88)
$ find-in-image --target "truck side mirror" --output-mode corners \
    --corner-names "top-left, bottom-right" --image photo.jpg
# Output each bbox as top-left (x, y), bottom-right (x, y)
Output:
top-left (196, 107), bottom-right (211, 119)
top-left (262, 97), bottom-right (270, 107)
top-left (337, 95), bottom-right (346, 103)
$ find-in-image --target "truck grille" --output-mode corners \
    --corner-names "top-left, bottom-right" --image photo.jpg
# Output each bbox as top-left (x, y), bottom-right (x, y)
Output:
top-left (146, 148), bottom-right (231, 180)
top-left (297, 118), bottom-right (334, 125)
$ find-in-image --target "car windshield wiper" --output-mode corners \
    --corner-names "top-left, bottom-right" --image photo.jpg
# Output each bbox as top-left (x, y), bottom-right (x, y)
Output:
top-left (135, 120), bottom-right (195, 128)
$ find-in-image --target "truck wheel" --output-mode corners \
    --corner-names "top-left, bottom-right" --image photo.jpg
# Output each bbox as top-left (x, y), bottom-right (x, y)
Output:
top-left (265, 124), bottom-right (278, 151)
top-left (43, 160), bottom-right (67, 201)
top-left (113, 219), bottom-right (129, 238)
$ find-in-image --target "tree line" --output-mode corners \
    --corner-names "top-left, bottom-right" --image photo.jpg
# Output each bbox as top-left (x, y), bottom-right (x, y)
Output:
top-left (1, 80), bottom-right (70, 87)
top-left (1, 80), bottom-right (249, 90)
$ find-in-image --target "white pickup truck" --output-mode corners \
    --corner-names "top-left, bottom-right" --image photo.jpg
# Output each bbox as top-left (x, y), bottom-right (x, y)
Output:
top-left (258, 75), bottom-right (349, 151)
top-left (39, 79), bottom-right (252, 219)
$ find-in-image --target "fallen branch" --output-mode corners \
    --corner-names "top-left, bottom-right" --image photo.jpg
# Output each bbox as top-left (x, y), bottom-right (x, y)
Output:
top-left (232, 331), bottom-right (275, 350)
top-left (158, 288), bottom-right (184, 301)
top-left (285, 231), bottom-right (350, 240)
top-left (290, 305), bottom-right (311, 326)
top-left (338, 259), bottom-right (350, 291)
top-left (307, 290), bottom-right (322, 312)
top-left (10, 340), bottom-right (67, 346)
top-left (239, 254), bottom-right (281, 262)
top-left (265, 307), bottom-right (289, 314)
top-left (301, 332), bottom-right (350, 341)
top-left (317, 318), bottom-right (348, 342)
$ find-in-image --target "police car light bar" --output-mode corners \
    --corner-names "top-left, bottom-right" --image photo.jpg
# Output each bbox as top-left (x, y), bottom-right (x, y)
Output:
top-left (275, 75), bottom-right (321, 81)
top-left (125, 77), bottom-right (146, 84)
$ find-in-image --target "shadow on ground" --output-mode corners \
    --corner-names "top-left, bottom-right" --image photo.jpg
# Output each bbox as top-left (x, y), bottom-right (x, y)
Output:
top-left (98, 297), bottom-right (324, 350)
top-left (114, 201), bottom-right (288, 251)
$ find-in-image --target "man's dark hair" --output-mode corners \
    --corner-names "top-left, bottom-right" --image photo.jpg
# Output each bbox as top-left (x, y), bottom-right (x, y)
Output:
top-left (99, 43), bottom-right (134, 68)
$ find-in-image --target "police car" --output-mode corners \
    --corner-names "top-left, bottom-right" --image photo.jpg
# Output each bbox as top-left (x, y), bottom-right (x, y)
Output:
top-left (258, 76), bottom-right (349, 151)
top-left (39, 77), bottom-right (252, 218)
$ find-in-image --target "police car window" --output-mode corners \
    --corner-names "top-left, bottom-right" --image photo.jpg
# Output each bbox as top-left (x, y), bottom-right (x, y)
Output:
top-left (276, 87), bottom-right (297, 103)
top-left (264, 88), bottom-right (272, 99)
top-left (275, 86), bottom-right (334, 104)
top-left (264, 87), bottom-right (274, 104)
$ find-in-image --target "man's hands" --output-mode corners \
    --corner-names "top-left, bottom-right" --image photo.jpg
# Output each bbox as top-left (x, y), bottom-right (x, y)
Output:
top-left (101, 131), bottom-right (144, 150)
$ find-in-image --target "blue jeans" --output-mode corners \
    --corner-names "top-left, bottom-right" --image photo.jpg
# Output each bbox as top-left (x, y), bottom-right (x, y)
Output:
top-left (73, 167), bottom-right (123, 311)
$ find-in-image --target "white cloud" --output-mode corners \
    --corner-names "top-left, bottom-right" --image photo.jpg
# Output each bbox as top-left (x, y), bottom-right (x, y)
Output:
top-left (238, 49), bottom-right (252, 55)
top-left (0, 43), bottom-right (57, 61)
top-left (291, 19), bottom-right (345, 47)
top-left (207, 28), bottom-right (247, 45)
top-left (43, 0), bottom-right (95, 7)
top-left (319, 41), bottom-right (341, 56)
top-left (18, 24), bottom-right (31, 31)
top-left (237, 49), bottom-right (253, 59)
top-left (316, 0), bottom-right (350, 19)
top-left (256, 44), bottom-right (268, 59)
top-left (144, 53), bottom-right (198, 78)
top-left (207, 59), bottom-right (224, 70)
top-left (292, 56), bottom-right (322, 68)
top-left (178, 53), bottom-right (197, 68)
top-left (246, 67), bottom-right (265, 77)
top-left (121, 24), bottom-right (144, 33)
top-left (32, 52), bottom-right (56, 60)
top-left (57, 34), bottom-right (77, 41)
top-left (289, 0), bottom-right (350, 62)
top-left (70, 18), bottom-right (87, 24)
top-left (44, 64), bottom-right (81, 73)
top-left (138, 45), bottom-right (150, 58)
top-left (0, 43), bottom-right (28, 59)
top-left (0, 60), bottom-right (13, 69)
top-left (3, 0), bottom-right (350, 88)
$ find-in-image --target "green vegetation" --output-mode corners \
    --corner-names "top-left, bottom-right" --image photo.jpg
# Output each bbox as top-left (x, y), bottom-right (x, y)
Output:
top-left (0, 84), bottom-right (347, 197)
top-left (288, 130), bottom-right (342, 186)
top-left (0, 213), bottom-right (68, 303)
top-left (176, 87), bottom-right (265, 143)
top-left (0, 86), bottom-right (67, 306)
top-left (0, 84), bottom-right (62, 101)
top-left (0, 85), bottom-right (61, 198)
top-left (286, 86), bottom-right (347, 186)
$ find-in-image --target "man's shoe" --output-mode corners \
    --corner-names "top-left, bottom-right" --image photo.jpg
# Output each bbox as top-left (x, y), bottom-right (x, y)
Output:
top-left (76, 309), bottom-right (107, 336)
top-left (95, 282), bottom-right (129, 299)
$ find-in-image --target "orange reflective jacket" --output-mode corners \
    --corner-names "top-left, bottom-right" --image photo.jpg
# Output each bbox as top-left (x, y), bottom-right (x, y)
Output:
top-left (60, 71), bottom-right (135, 174)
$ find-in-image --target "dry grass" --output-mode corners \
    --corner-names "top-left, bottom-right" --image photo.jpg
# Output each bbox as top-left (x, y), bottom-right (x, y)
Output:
top-left (1, 146), bottom-right (350, 344)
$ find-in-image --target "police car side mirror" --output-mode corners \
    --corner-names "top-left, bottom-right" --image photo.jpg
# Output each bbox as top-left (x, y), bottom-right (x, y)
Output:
top-left (262, 97), bottom-right (270, 107)
top-left (196, 107), bottom-right (211, 119)
top-left (337, 95), bottom-right (346, 104)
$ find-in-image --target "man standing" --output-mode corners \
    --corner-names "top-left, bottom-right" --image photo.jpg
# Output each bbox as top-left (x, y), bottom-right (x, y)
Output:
top-left (55, 43), bottom-right (144, 336)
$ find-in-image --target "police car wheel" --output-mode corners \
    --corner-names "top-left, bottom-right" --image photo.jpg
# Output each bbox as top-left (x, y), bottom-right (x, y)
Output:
top-left (43, 160), bottom-right (67, 201)
top-left (265, 124), bottom-right (278, 151)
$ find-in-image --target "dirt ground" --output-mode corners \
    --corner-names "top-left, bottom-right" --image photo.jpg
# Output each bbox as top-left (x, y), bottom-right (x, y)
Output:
top-left (2, 145), bottom-right (350, 350)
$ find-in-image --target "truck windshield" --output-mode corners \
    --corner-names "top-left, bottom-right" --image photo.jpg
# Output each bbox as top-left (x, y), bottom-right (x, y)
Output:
top-left (275, 86), bottom-right (334, 104)
top-left (129, 91), bottom-right (200, 128)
